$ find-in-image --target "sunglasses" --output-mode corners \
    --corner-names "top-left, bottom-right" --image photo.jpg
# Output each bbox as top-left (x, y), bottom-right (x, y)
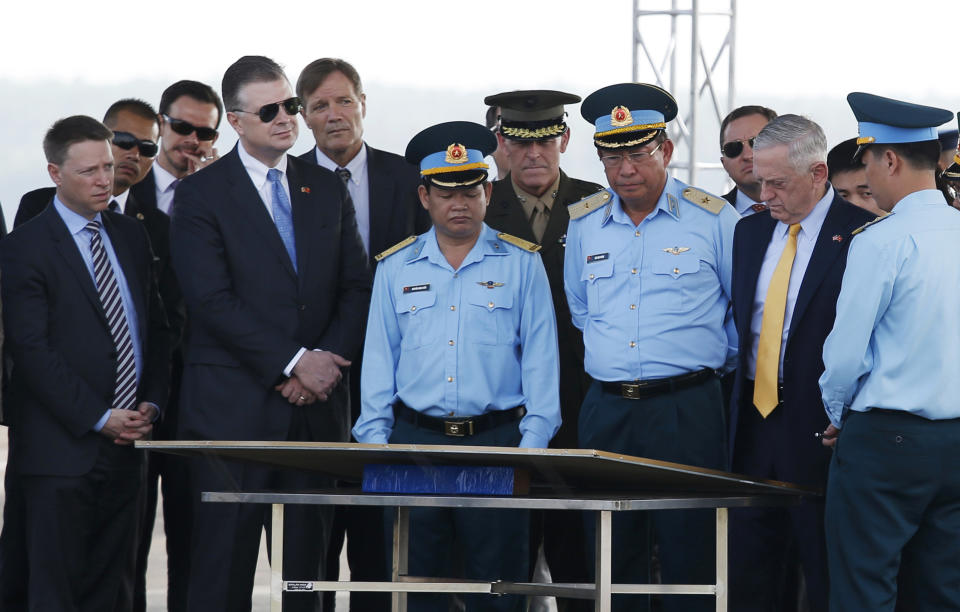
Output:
top-left (112, 131), bottom-right (158, 157)
top-left (163, 114), bottom-right (218, 141)
top-left (231, 97), bottom-right (302, 123)
top-left (721, 137), bottom-right (756, 158)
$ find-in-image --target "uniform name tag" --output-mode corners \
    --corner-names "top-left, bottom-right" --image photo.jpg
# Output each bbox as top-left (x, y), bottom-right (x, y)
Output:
top-left (402, 284), bottom-right (430, 294)
top-left (586, 253), bottom-right (609, 263)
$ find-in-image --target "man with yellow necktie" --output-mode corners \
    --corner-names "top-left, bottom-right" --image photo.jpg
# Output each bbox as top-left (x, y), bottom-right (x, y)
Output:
top-left (726, 114), bottom-right (875, 611)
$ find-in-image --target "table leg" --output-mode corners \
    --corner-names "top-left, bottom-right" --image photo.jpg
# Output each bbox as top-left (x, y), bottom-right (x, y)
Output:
top-left (716, 507), bottom-right (728, 612)
top-left (271, 504), bottom-right (284, 612)
top-left (594, 509), bottom-right (612, 612)
top-left (391, 506), bottom-right (410, 612)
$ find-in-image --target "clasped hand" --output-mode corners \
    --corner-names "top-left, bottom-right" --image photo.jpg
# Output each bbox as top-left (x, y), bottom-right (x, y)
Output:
top-left (277, 350), bottom-right (351, 405)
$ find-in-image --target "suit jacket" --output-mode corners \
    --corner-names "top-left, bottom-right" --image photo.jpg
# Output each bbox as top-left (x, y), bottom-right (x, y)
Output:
top-left (130, 168), bottom-right (158, 211)
top-left (297, 144), bottom-right (429, 267)
top-left (729, 193), bottom-right (875, 486)
top-left (485, 171), bottom-right (602, 449)
top-left (170, 145), bottom-right (372, 442)
top-left (0, 205), bottom-right (170, 476)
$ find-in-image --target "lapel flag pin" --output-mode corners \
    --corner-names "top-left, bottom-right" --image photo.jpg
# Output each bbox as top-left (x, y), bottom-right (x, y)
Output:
top-left (832, 235), bottom-right (843, 242)
top-left (301, 187), bottom-right (311, 194)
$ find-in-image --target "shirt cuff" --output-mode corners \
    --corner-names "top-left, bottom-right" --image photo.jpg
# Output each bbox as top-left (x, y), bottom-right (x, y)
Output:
top-left (284, 347), bottom-right (308, 378)
top-left (93, 410), bottom-right (111, 432)
top-left (519, 432), bottom-right (549, 449)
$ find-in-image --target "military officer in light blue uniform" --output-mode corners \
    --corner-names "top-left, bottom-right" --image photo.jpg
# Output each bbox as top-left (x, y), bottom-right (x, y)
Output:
top-left (354, 120), bottom-right (560, 612)
top-left (563, 83), bottom-right (738, 612)
top-left (819, 93), bottom-right (960, 611)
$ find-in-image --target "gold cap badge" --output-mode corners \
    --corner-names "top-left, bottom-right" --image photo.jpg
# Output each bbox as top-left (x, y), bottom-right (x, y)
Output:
top-left (445, 143), bottom-right (468, 164)
top-left (610, 106), bottom-right (633, 127)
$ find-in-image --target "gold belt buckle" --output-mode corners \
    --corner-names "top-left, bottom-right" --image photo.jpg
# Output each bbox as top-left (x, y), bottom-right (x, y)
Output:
top-left (444, 420), bottom-right (474, 437)
top-left (621, 383), bottom-right (642, 400)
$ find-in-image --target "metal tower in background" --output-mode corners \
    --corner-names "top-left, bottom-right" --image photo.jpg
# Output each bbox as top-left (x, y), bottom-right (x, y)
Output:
top-left (632, 0), bottom-right (737, 185)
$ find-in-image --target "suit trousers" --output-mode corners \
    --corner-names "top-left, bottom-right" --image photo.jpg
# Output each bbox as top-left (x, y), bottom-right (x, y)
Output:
top-left (385, 417), bottom-right (529, 612)
top-left (184, 407), bottom-right (334, 612)
top-left (729, 381), bottom-right (828, 612)
top-left (826, 409), bottom-right (960, 612)
top-left (21, 438), bottom-right (142, 612)
top-left (578, 377), bottom-right (726, 612)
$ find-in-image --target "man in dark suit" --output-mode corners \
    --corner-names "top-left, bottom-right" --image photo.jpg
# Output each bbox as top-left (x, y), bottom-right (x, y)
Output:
top-left (0, 115), bottom-right (169, 611)
top-left (170, 55), bottom-right (371, 612)
top-left (6, 98), bottom-right (176, 612)
top-left (294, 57), bottom-right (427, 610)
top-left (720, 105), bottom-right (777, 215)
top-left (728, 114), bottom-right (875, 611)
top-left (131, 80), bottom-right (223, 215)
top-left (482, 89), bottom-right (601, 612)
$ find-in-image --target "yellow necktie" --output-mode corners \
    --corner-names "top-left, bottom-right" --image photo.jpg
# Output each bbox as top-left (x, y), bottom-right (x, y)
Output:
top-left (754, 223), bottom-right (801, 417)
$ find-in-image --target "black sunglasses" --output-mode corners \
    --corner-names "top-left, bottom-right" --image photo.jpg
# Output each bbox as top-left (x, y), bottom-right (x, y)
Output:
top-left (721, 137), bottom-right (755, 158)
top-left (163, 114), bottom-right (218, 141)
top-left (231, 97), bottom-right (302, 123)
top-left (112, 131), bottom-right (158, 157)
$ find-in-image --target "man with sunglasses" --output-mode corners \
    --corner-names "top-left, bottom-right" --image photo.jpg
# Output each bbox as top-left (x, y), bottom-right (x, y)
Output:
top-left (719, 105), bottom-right (778, 216)
top-left (170, 55), bottom-right (371, 612)
top-left (563, 83), bottom-right (739, 612)
top-left (132, 80), bottom-right (223, 217)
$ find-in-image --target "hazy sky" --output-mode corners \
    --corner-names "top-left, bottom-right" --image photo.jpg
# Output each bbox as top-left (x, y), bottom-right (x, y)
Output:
top-left (0, 0), bottom-right (954, 222)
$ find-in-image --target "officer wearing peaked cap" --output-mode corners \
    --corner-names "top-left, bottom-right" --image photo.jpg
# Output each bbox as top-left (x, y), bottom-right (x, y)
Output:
top-left (819, 93), bottom-right (960, 610)
top-left (563, 83), bottom-right (739, 612)
top-left (483, 90), bottom-right (601, 610)
top-left (354, 121), bottom-right (560, 612)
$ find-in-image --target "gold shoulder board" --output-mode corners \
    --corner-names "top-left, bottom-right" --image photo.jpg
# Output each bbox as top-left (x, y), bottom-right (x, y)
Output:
top-left (852, 212), bottom-right (893, 235)
top-left (374, 235), bottom-right (417, 262)
top-left (568, 190), bottom-right (612, 220)
top-left (497, 232), bottom-right (541, 252)
top-left (681, 187), bottom-right (726, 215)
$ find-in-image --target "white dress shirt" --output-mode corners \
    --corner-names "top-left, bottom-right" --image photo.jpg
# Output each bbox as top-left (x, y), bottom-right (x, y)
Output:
top-left (153, 162), bottom-right (180, 215)
top-left (748, 186), bottom-right (834, 379)
top-left (111, 189), bottom-right (131, 215)
top-left (735, 189), bottom-right (765, 217)
top-left (315, 144), bottom-right (370, 254)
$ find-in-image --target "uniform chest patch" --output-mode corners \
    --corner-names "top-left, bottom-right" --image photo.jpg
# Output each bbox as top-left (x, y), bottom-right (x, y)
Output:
top-left (402, 284), bottom-right (431, 294)
top-left (477, 281), bottom-right (505, 289)
top-left (586, 252), bottom-right (609, 263)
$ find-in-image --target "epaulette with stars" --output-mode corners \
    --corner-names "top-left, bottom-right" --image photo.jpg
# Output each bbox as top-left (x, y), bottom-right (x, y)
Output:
top-left (496, 232), bottom-right (541, 252)
top-left (681, 187), bottom-right (726, 215)
top-left (374, 235), bottom-right (417, 262)
top-left (851, 212), bottom-right (893, 235)
top-left (568, 189), bottom-right (612, 220)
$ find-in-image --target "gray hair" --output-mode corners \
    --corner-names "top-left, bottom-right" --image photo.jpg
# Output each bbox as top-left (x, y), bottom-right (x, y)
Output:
top-left (753, 114), bottom-right (827, 172)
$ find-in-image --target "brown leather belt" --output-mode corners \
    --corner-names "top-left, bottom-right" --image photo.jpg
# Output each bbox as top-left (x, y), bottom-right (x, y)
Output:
top-left (601, 368), bottom-right (716, 400)
top-left (393, 401), bottom-right (526, 437)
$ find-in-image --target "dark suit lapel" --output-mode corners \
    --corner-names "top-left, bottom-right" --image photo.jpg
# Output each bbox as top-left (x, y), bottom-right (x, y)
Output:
top-left (44, 207), bottom-right (110, 330)
top-left (287, 158), bottom-right (315, 288)
top-left (225, 149), bottom-right (298, 280)
top-left (741, 213), bottom-right (777, 334)
top-left (366, 146), bottom-right (395, 258)
top-left (789, 194), bottom-right (848, 337)
top-left (487, 175), bottom-right (537, 242)
top-left (102, 212), bottom-right (148, 339)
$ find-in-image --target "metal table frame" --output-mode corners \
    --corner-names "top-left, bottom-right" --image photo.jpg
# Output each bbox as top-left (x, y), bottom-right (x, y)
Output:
top-left (203, 490), bottom-right (798, 612)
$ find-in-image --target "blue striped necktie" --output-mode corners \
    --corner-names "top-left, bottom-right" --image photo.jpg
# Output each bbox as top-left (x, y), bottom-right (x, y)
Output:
top-left (267, 168), bottom-right (297, 272)
top-left (85, 221), bottom-right (138, 412)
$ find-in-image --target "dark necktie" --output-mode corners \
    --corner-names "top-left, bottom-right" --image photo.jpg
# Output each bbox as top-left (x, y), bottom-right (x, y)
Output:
top-left (108, 199), bottom-right (120, 213)
top-left (85, 221), bottom-right (138, 412)
top-left (335, 167), bottom-right (351, 187)
top-left (267, 168), bottom-right (297, 272)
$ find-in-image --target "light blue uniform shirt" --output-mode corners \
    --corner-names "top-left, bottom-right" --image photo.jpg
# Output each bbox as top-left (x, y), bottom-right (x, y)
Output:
top-left (564, 177), bottom-right (739, 381)
top-left (354, 224), bottom-right (561, 448)
top-left (54, 197), bottom-right (143, 431)
top-left (820, 189), bottom-right (960, 428)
